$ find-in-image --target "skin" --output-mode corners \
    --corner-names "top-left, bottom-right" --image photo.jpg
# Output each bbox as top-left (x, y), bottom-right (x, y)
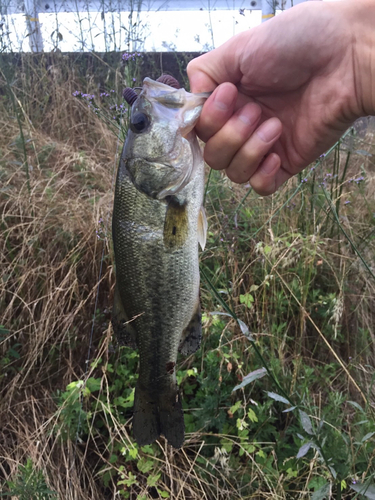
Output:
top-left (187, 0), bottom-right (375, 195)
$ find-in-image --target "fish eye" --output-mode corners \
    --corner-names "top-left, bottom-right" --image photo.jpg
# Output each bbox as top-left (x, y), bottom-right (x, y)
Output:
top-left (130, 112), bottom-right (150, 133)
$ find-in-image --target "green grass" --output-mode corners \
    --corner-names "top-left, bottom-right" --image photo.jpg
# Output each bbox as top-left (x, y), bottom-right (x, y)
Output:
top-left (0, 52), bottom-right (375, 499)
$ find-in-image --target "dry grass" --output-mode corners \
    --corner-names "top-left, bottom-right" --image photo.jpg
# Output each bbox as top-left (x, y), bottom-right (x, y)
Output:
top-left (0, 66), bottom-right (117, 497)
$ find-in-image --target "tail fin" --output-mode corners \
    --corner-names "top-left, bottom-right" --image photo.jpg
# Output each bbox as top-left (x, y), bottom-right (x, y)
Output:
top-left (133, 382), bottom-right (160, 447)
top-left (159, 388), bottom-right (184, 449)
top-left (133, 382), bottom-right (184, 449)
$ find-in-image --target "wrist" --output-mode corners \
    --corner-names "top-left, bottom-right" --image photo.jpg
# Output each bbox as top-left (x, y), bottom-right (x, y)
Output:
top-left (344, 0), bottom-right (375, 118)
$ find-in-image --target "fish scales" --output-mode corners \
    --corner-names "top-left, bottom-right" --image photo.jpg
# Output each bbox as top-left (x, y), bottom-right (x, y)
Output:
top-left (114, 168), bottom-right (201, 382)
top-left (112, 78), bottom-right (209, 448)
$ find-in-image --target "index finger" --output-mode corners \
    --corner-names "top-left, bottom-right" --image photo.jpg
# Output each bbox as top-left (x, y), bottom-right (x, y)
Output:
top-left (195, 83), bottom-right (238, 142)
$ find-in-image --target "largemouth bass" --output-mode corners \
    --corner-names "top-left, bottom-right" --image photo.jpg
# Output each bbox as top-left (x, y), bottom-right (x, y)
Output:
top-left (112, 76), bottom-right (210, 448)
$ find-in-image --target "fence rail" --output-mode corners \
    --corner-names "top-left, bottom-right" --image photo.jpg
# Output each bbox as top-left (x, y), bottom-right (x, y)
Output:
top-left (1, 0), bottom-right (314, 53)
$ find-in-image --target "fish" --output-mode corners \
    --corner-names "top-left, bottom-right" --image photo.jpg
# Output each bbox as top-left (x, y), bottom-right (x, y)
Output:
top-left (112, 76), bottom-right (210, 448)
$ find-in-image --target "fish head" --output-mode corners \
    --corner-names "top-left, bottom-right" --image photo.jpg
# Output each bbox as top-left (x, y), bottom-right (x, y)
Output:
top-left (125, 77), bottom-right (210, 199)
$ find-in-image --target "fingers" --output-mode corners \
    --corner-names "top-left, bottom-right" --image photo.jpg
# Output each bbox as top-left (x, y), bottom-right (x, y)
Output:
top-left (224, 117), bottom-right (282, 184)
top-left (195, 83), bottom-right (238, 143)
top-left (249, 158), bottom-right (292, 196)
top-left (203, 113), bottom-right (282, 192)
top-left (204, 102), bottom-right (262, 170)
top-left (189, 54), bottom-right (286, 196)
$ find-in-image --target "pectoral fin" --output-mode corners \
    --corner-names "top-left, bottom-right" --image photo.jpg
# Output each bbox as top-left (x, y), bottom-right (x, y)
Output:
top-left (179, 299), bottom-right (202, 356)
top-left (111, 284), bottom-right (137, 348)
top-left (163, 198), bottom-right (189, 250)
top-left (198, 206), bottom-right (207, 251)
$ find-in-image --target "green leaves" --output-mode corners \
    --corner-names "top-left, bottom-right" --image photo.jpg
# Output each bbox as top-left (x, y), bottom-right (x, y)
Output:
top-left (240, 293), bottom-right (254, 309)
top-left (233, 367), bottom-right (267, 392)
top-left (266, 392), bottom-right (290, 405)
top-left (0, 458), bottom-right (57, 499)
top-left (311, 482), bottom-right (331, 500)
top-left (296, 442), bottom-right (312, 459)
top-left (147, 473), bottom-right (161, 487)
top-left (350, 482), bottom-right (375, 499)
top-left (299, 410), bottom-right (314, 436)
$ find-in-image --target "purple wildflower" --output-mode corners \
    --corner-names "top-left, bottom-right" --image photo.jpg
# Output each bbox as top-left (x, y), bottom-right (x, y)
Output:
top-left (72, 90), bottom-right (81, 97)
top-left (344, 200), bottom-right (350, 205)
top-left (122, 52), bottom-right (143, 61)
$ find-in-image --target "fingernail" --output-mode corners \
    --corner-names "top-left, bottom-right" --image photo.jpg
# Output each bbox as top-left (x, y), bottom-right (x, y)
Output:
top-left (213, 87), bottom-right (235, 112)
top-left (257, 119), bottom-right (281, 142)
top-left (238, 103), bottom-right (261, 125)
top-left (260, 154), bottom-right (279, 174)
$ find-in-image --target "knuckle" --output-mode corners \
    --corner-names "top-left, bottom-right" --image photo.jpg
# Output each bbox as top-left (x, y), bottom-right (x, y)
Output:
top-left (250, 178), bottom-right (276, 196)
top-left (248, 141), bottom-right (269, 160)
top-left (204, 145), bottom-right (225, 170)
top-left (226, 167), bottom-right (247, 185)
top-left (186, 60), bottom-right (195, 75)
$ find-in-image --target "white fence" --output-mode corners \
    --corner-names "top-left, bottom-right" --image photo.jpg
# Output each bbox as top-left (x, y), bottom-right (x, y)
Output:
top-left (1, 0), bottom-right (315, 52)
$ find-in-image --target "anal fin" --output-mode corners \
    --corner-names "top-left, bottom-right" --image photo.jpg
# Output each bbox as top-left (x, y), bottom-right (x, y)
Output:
top-left (111, 284), bottom-right (137, 348)
top-left (179, 300), bottom-right (202, 356)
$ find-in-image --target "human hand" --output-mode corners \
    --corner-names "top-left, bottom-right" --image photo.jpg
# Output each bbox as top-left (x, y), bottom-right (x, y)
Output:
top-left (188, 0), bottom-right (373, 195)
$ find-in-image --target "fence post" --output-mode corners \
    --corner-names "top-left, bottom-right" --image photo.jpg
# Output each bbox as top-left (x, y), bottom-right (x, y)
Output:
top-left (261, 0), bottom-right (277, 22)
top-left (24, 0), bottom-right (44, 51)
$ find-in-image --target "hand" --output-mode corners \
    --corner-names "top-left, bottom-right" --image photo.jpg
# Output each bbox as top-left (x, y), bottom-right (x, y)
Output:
top-left (188, 0), bottom-right (373, 195)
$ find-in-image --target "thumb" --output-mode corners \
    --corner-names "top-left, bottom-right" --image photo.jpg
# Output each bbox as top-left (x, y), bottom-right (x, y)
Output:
top-left (187, 32), bottom-right (247, 93)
